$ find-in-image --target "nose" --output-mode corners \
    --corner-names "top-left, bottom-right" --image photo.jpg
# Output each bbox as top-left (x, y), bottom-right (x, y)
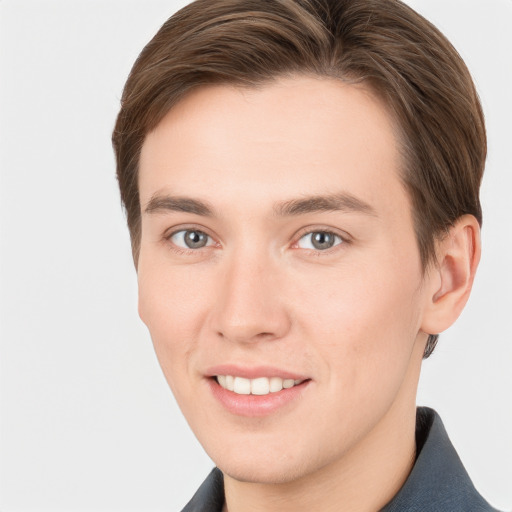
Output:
top-left (211, 250), bottom-right (291, 344)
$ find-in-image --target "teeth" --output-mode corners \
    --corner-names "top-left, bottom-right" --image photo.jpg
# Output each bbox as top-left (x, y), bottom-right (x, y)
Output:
top-left (269, 377), bottom-right (283, 393)
top-left (251, 377), bottom-right (270, 395)
top-left (216, 375), bottom-right (304, 395)
top-left (283, 379), bottom-right (295, 389)
top-left (233, 377), bottom-right (251, 395)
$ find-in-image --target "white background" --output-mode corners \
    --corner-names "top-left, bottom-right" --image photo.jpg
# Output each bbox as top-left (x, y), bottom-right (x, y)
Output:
top-left (0, 0), bottom-right (510, 510)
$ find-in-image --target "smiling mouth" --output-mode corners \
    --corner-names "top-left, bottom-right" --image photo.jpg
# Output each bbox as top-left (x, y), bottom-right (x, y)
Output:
top-left (216, 375), bottom-right (305, 395)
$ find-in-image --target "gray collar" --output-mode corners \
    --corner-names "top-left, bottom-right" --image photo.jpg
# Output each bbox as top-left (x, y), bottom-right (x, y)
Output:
top-left (381, 407), bottom-right (499, 511)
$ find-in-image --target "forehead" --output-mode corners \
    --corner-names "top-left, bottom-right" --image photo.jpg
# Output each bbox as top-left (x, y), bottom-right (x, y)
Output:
top-left (138, 76), bottom-right (408, 219)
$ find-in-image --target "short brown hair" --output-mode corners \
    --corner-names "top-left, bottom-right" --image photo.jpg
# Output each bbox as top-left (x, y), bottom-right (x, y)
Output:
top-left (112, 0), bottom-right (486, 357)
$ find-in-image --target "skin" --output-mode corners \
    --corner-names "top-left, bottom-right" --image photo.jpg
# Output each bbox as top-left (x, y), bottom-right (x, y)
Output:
top-left (137, 76), bottom-right (480, 512)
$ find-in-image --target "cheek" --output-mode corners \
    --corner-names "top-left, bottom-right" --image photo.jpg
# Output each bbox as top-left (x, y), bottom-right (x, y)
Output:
top-left (137, 257), bottom-right (213, 391)
top-left (286, 261), bottom-right (424, 446)
top-left (138, 251), bottom-right (211, 326)
top-left (292, 254), bottom-right (424, 380)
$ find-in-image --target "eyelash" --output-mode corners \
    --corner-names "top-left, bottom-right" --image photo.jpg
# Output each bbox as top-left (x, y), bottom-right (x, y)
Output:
top-left (163, 226), bottom-right (350, 256)
top-left (164, 226), bottom-right (217, 255)
top-left (292, 228), bottom-right (348, 255)
top-left (295, 227), bottom-right (354, 260)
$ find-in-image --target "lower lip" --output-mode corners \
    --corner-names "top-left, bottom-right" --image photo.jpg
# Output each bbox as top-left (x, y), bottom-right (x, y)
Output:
top-left (207, 378), bottom-right (310, 417)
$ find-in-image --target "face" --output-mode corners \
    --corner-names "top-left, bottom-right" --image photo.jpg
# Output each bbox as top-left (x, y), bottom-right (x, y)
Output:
top-left (137, 77), bottom-right (431, 484)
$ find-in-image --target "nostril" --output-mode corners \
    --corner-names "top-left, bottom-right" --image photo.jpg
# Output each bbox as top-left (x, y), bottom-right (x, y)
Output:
top-left (215, 329), bottom-right (279, 343)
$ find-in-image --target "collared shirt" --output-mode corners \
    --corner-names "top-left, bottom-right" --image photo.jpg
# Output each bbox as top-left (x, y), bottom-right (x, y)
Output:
top-left (181, 407), bottom-right (502, 511)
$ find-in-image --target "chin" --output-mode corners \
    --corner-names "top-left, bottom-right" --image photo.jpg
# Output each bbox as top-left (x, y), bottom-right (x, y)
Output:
top-left (207, 437), bottom-right (330, 486)
top-left (218, 459), bottom-right (313, 485)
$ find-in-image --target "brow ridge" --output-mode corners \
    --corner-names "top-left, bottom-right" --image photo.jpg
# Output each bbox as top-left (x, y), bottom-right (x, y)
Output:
top-left (274, 192), bottom-right (376, 217)
top-left (143, 191), bottom-right (376, 218)
top-left (144, 195), bottom-right (214, 216)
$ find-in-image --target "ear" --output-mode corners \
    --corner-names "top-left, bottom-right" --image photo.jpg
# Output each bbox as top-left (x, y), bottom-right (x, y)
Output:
top-left (420, 214), bottom-right (481, 336)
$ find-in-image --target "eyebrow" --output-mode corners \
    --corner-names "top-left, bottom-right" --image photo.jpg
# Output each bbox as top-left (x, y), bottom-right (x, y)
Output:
top-left (144, 195), bottom-right (214, 216)
top-left (143, 191), bottom-right (377, 218)
top-left (273, 192), bottom-right (377, 217)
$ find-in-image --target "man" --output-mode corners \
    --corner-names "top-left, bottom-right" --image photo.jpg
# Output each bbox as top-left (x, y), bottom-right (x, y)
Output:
top-left (112, 0), bottom-right (502, 510)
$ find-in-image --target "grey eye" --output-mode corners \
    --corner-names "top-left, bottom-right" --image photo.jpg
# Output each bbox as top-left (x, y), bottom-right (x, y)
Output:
top-left (297, 231), bottom-right (342, 251)
top-left (170, 229), bottom-right (212, 249)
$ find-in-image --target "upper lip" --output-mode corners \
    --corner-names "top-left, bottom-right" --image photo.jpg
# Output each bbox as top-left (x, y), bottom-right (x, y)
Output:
top-left (204, 364), bottom-right (309, 381)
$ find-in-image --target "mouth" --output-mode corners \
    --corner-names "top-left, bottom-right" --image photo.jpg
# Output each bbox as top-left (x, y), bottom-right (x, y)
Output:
top-left (216, 375), bottom-right (305, 395)
top-left (205, 367), bottom-right (311, 417)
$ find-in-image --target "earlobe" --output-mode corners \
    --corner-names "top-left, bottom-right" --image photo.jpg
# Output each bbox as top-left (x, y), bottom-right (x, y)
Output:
top-left (421, 215), bottom-right (481, 336)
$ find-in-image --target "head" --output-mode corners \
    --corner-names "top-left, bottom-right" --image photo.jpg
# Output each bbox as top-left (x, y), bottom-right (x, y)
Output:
top-left (112, 0), bottom-right (485, 489)
top-left (113, 0), bottom-right (486, 360)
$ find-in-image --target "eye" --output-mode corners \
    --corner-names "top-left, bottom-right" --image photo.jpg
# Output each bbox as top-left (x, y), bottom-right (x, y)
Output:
top-left (297, 230), bottom-right (343, 251)
top-left (169, 229), bottom-right (213, 249)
